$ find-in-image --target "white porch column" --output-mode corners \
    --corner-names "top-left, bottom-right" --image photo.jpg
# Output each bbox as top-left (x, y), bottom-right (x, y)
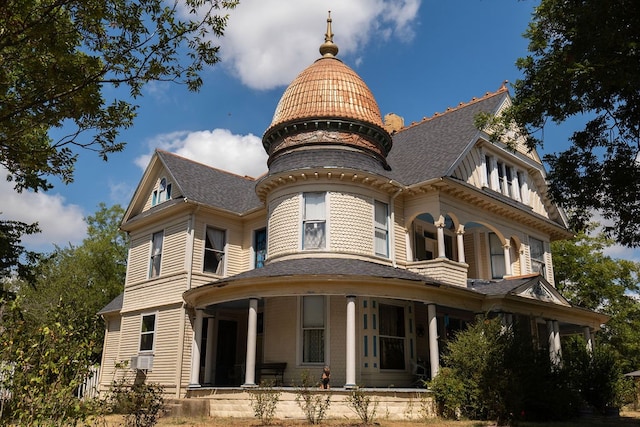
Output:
top-left (435, 216), bottom-right (446, 258)
top-left (553, 321), bottom-right (562, 360)
top-left (583, 327), bottom-right (593, 353)
top-left (204, 317), bottom-right (215, 384)
top-left (503, 241), bottom-right (512, 276)
top-left (189, 309), bottom-right (204, 387)
top-left (345, 295), bottom-right (357, 389)
top-left (547, 319), bottom-right (556, 363)
top-left (456, 225), bottom-right (466, 263)
top-left (243, 298), bottom-right (259, 387)
top-left (427, 303), bottom-right (439, 379)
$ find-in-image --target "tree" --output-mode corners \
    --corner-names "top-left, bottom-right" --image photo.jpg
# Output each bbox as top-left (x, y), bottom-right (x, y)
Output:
top-left (552, 229), bottom-right (640, 372)
top-left (507, 0), bottom-right (640, 247)
top-left (1, 0), bottom-right (237, 193)
top-left (0, 219), bottom-right (40, 286)
top-left (18, 203), bottom-right (127, 360)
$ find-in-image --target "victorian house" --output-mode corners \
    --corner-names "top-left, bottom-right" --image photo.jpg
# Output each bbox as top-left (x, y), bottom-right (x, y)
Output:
top-left (97, 16), bottom-right (606, 401)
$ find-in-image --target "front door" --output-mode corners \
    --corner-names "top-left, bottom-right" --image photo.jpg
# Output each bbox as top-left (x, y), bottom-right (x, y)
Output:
top-left (215, 320), bottom-right (238, 386)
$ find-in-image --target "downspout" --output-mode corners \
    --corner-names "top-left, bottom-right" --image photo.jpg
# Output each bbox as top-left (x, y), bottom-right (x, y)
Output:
top-left (389, 184), bottom-right (404, 268)
top-left (175, 206), bottom-right (198, 398)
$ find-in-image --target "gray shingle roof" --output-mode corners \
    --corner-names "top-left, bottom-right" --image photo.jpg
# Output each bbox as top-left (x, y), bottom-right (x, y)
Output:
top-left (267, 148), bottom-right (391, 176)
top-left (211, 257), bottom-right (437, 285)
top-left (386, 91), bottom-right (507, 185)
top-left (98, 292), bottom-right (124, 315)
top-left (157, 150), bottom-right (263, 214)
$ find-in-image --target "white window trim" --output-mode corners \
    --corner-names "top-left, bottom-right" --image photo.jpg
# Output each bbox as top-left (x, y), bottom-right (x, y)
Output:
top-left (301, 192), bottom-right (329, 251)
top-left (297, 295), bottom-right (330, 366)
top-left (138, 312), bottom-right (158, 354)
top-left (374, 200), bottom-right (389, 258)
top-left (148, 230), bottom-right (164, 279)
top-left (377, 300), bottom-right (410, 371)
top-left (203, 226), bottom-right (226, 276)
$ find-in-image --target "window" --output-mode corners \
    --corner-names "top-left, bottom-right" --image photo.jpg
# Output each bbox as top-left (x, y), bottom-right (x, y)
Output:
top-left (302, 295), bottom-right (325, 363)
top-left (379, 304), bottom-right (405, 370)
top-left (254, 228), bottom-right (267, 269)
top-left (149, 231), bottom-right (163, 278)
top-left (497, 161), bottom-right (507, 195)
top-left (204, 227), bottom-right (225, 275)
top-left (303, 193), bottom-right (326, 250)
top-left (152, 178), bottom-right (172, 206)
top-left (374, 200), bottom-right (389, 257)
top-left (530, 237), bottom-right (546, 278)
top-left (139, 313), bottom-right (156, 352)
top-left (489, 233), bottom-right (506, 279)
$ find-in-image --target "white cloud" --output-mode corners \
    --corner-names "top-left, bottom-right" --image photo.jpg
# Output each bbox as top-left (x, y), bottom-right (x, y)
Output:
top-left (215, 0), bottom-right (421, 90)
top-left (0, 168), bottom-right (87, 253)
top-left (137, 128), bottom-right (269, 178)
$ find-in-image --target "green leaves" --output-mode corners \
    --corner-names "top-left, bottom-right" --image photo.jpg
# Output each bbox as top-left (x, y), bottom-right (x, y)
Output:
top-left (497, 0), bottom-right (640, 246)
top-left (0, 0), bottom-right (237, 192)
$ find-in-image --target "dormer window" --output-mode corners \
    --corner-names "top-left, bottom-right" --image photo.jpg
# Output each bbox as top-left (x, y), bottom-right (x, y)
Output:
top-left (484, 155), bottom-right (527, 204)
top-left (152, 178), bottom-right (172, 206)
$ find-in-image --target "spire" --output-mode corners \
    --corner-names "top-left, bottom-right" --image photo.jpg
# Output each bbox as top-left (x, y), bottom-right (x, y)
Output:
top-left (319, 11), bottom-right (339, 58)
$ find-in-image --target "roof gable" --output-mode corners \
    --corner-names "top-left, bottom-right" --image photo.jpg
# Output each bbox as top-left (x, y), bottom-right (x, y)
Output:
top-left (470, 274), bottom-right (571, 307)
top-left (387, 87), bottom-right (508, 186)
top-left (123, 150), bottom-right (264, 224)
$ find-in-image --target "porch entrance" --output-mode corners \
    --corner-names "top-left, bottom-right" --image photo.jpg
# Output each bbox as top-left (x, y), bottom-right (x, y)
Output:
top-left (215, 320), bottom-right (238, 386)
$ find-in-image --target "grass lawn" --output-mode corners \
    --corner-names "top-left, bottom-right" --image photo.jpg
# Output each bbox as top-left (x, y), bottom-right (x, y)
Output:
top-left (100, 410), bottom-right (640, 426)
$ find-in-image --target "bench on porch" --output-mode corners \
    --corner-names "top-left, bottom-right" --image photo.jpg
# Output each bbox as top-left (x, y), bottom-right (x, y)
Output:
top-left (257, 362), bottom-right (287, 386)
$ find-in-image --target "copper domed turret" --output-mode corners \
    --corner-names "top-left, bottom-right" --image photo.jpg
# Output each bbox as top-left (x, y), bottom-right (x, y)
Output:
top-left (262, 12), bottom-right (392, 170)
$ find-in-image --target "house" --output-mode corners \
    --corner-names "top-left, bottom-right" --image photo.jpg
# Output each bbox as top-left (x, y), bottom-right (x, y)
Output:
top-left (97, 15), bottom-right (607, 402)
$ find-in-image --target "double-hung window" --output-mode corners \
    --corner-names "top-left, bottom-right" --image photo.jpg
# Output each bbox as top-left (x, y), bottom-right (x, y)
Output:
top-left (379, 304), bottom-right (405, 370)
top-left (530, 237), bottom-right (546, 278)
top-left (489, 233), bottom-right (506, 279)
top-left (152, 178), bottom-right (172, 206)
top-left (204, 227), bottom-right (226, 275)
top-left (149, 231), bottom-right (163, 278)
top-left (302, 295), bottom-right (325, 363)
top-left (303, 193), bottom-right (326, 250)
top-left (139, 313), bottom-right (156, 352)
top-left (374, 200), bottom-right (389, 257)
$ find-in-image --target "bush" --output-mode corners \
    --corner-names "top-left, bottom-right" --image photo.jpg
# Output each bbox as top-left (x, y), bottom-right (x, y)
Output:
top-left (294, 370), bottom-right (331, 424)
top-left (103, 363), bottom-right (165, 427)
top-left (248, 380), bottom-right (281, 425)
top-left (345, 387), bottom-right (378, 424)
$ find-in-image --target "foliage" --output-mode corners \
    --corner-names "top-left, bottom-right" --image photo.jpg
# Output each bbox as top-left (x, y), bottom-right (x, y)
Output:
top-left (0, 0), bottom-right (237, 193)
top-left (552, 230), bottom-right (640, 373)
top-left (294, 370), bottom-right (331, 424)
top-left (345, 387), bottom-right (378, 425)
top-left (0, 296), bottom-right (101, 426)
top-left (481, 0), bottom-right (640, 246)
top-left (0, 219), bottom-right (40, 285)
top-left (18, 203), bottom-right (127, 363)
top-left (248, 380), bottom-right (281, 425)
top-left (430, 316), bottom-right (583, 425)
top-left (103, 363), bottom-right (165, 427)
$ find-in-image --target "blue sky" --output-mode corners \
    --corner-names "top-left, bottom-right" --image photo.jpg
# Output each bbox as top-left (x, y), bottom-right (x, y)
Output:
top-left (4, 0), bottom-right (638, 262)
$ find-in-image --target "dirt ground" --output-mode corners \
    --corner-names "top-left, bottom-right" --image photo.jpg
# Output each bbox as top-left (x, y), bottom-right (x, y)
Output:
top-left (99, 410), bottom-right (640, 427)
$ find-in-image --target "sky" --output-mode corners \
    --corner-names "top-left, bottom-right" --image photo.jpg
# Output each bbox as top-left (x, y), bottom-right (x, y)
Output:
top-left (3, 0), bottom-right (638, 262)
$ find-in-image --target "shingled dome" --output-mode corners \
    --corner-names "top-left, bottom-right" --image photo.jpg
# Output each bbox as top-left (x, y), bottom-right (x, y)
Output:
top-left (262, 13), bottom-right (392, 168)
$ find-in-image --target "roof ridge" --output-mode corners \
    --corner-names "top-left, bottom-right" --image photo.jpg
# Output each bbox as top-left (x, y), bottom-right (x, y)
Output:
top-left (157, 149), bottom-right (259, 181)
top-left (397, 81), bottom-right (509, 132)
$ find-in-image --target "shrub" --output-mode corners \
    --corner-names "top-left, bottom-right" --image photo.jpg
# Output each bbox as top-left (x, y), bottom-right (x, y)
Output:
top-left (248, 380), bottom-right (281, 425)
top-left (294, 370), bottom-right (331, 424)
top-left (345, 387), bottom-right (378, 424)
top-left (103, 363), bottom-right (165, 427)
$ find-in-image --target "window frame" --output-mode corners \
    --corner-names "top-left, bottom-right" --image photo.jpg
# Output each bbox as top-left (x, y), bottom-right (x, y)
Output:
top-left (489, 232), bottom-right (506, 279)
top-left (300, 295), bottom-right (327, 365)
top-left (148, 230), bottom-right (164, 278)
top-left (378, 303), bottom-right (406, 370)
top-left (203, 226), bottom-right (226, 275)
top-left (139, 312), bottom-right (158, 353)
top-left (253, 227), bottom-right (267, 269)
top-left (302, 192), bottom-right (327, 250)
top-left (374, 200), bottom-right (389, 257)
top-left (529, 237), bottom-right (546, 278)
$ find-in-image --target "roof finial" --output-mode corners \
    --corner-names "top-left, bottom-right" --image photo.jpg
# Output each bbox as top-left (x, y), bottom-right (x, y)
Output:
top-left (319, 11), bottom-right (339, 58)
